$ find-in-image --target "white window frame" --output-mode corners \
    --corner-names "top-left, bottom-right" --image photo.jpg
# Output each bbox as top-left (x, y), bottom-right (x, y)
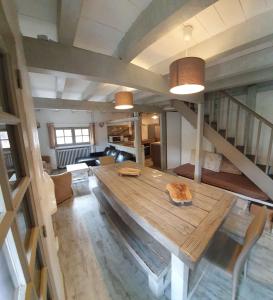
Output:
top-left (2, 230), bottom-right (26, 300)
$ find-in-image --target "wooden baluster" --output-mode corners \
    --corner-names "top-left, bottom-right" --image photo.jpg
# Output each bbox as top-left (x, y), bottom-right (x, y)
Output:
top-left (225, 98), bottom-right (230, 139)
top-left (209, 96), bottom-right (213, 125)
top-left (235, 105), bottom-right (240, 146)
top-left (244, 110), bottom-right (249, 155)
top-left (217, 94), bottom-right (221, 132)
top-left (254, 120), bottom-right (262, 164)
top-left (266, 128), bottom-right (273, 174)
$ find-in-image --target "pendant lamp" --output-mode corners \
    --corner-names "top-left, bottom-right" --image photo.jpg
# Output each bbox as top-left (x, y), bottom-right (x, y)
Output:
top-left (114, 91), bottom-right (134, 110)
top-left (169, 26), bottom-right (205, 95)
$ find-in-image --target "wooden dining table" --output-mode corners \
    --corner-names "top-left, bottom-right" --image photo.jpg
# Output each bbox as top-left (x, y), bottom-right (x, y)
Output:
top-left (93, 161), bottom-right (235, 300)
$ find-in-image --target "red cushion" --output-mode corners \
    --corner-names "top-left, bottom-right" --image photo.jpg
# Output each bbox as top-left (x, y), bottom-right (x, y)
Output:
top-left (173, 164), bottom-right (269, 201)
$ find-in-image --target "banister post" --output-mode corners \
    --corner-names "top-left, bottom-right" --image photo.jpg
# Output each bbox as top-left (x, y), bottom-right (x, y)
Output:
top-left (134, 112), bottom-right (143, 165)
top-left (194, 99), bottom-right (204, 183)
top-left (160, 111), bottom-right (167, 170)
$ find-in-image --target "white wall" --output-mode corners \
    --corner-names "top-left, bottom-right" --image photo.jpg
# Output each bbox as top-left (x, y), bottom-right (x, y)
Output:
top-left (35, 109), bottom-right (129, 168)
top-left (165, 111), bottom-right (214, 169)
top-left (181, 117), bottom-right (214, 165)
top-left (167, 112), bottom-right (181, 169)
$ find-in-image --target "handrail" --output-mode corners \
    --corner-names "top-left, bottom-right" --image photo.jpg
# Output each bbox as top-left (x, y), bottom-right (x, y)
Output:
top-left (220, 91), bottom-right (273, 130)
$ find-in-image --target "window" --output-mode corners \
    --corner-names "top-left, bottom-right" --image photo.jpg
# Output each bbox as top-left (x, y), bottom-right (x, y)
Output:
top-left (55, 128), bottom-right (89, 146)
top-left (55, 129), bottom-right (73, 145)
top-left (0, 130), bottom-right (10, 149)
top-left (75, 128), bottom-right (90, 144)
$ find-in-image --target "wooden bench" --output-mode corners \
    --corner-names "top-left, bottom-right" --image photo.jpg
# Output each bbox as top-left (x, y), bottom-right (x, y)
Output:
top-left (93, 187), bottom-right (171, 297)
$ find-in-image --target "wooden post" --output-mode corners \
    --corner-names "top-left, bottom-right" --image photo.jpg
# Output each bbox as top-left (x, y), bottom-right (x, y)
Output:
top-left (194, 103), bottom-right (204, 183)
top-left (246, 85), bottom-right (257, 152)
top-left (134, 112), bottom-right (143, 165)
top-left (160, 111), bottom-right (167, 170)
top-left (171, 253), bottom-right (189, 300)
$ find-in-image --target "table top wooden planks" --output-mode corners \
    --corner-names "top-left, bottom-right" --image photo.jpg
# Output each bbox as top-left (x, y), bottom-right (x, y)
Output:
top-left (93, 161), bottom-right (235, 269)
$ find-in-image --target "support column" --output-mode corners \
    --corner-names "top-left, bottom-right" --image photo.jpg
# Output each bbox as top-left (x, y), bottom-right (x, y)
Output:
top-left (134, 112), bottom-right (143, 165)
top-left (171, 253), bottom-right (189, 300)
top-left (160, 111), bottom-right (167, 170)
top-left (194, 103), bottom-right (204, 183)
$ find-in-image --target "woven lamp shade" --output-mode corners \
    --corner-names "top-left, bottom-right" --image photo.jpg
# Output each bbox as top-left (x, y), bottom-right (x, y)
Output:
top-left (169, 57), bottom-right (205, 94)
top-left (114, 91), bottom-right (134, 109)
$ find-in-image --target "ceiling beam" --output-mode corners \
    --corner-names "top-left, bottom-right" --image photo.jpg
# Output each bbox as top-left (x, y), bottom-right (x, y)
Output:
top-left (56, 77), bottom-right (66, 98)
top-left (57, 0), bottom-right (83, 45)
top-left (206, 66), bottom-right (273, 92)
top-left (23, 37), bottom-right (202, 104)
top-left (33, 98), bottom-right (162, 113)
top-left (206, 46), bottom-right (273, 82)
top-left (116, 0), bottom-right (217, 62)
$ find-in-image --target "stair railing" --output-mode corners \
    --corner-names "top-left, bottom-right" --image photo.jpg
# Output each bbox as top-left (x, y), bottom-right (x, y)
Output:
top-left (206, 91), bottom-right (273, 175)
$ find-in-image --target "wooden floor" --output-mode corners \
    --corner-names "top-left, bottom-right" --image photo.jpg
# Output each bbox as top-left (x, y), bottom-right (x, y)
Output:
top-left (53, 177), bottom-right (273, 300)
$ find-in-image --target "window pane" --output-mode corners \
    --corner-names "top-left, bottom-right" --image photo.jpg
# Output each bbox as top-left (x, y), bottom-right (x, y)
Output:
top-left (0, 247), bottom-right (16, 299)
top-left (82, 129), bottom-right (89, 135)
top-left (82, 135), bottom-right (89, 143)
top-left (2, 139), bottom-right (10, 149)
top-left (0, 125), bottom-right (22, 191)
top-left (16, 196), bottom-right (32, 249)
top-left (64, 129), bottom-right (72, 137)
top-left (0, 54), bottom-right (12, 113)
top-left (75, 136), bottom-right (82, 143)
top-left (55, 130), bottom-right (64, 137)
top-left (0, 131), bottom-right (8, 139)
top-left (65, 136), bottom-right (72, 144)
top-left (56, 137), bottom-right (64, 145)
top-left (74, 129), bottom-right (82, 136)
top-left (0, 186), bottom-right (5, 216)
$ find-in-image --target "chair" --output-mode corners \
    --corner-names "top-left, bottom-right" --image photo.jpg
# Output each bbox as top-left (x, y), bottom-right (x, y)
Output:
top-left (50, 172), bottom-right (73, 205)
top-left (205, 206), bottom-right (267, 300)
top-left (99, 156), bottom-right (115, 166)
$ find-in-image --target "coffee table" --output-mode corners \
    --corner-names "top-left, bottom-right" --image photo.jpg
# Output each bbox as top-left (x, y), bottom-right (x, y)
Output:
top-left (66, 163), bottom-right (89, 182)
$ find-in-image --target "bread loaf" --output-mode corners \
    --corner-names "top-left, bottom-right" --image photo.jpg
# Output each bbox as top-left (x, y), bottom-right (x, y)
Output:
top-left (166, 182), bottom-right (192, 203)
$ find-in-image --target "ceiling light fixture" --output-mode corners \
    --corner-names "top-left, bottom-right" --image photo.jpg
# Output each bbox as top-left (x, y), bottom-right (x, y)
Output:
top-left (151, 114), bottom-right (159, 120)
top-left (114, 91), bottom-right (134, 110)
top-left (169, 25), bottom-right (205, 95)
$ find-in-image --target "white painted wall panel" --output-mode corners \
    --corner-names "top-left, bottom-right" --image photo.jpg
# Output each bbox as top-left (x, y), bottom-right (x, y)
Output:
top-left (166, 112), bottom-right (181, 169)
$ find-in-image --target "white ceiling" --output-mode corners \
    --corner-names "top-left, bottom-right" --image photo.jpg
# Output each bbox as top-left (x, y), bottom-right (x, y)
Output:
top-left (74, 0), bottom-right (152, 55)
top-left (132, 0), bottom-right (273, 74)
top-left (28, 72), bottom-right (138, 102)
top-left (16, 0), bottom-right (58, 41)
top-left (17, 0), bottom-right (273, 103)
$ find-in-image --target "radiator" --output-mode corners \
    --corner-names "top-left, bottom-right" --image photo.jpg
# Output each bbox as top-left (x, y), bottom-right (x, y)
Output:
top-left (3, 151), bottom-right (14, 170)
top-left (56, 146), bottom-right (91, 168)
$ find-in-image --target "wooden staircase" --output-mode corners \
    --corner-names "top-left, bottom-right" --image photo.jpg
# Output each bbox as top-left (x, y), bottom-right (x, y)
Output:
top-left (172, 91), bottom-right (273, 200)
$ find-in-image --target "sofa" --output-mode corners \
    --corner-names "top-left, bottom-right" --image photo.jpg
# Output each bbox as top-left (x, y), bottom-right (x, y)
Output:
top-left (76, 146), bottom-right (135, 167)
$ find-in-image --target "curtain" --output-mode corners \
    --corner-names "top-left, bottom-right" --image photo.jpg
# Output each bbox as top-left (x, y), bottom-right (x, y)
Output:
top-left (47, 123), bottom-right (56, 149)
top-left (89, 123), bottom-right (96, 146)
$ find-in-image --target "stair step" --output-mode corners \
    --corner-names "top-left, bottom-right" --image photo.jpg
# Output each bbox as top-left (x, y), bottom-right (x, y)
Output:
top-left (257, 164), bottom-right (267, 172)
top-left (218, 129), bottom-right (226, 138)
top-left (246, 154), bottom-right (255, 162)
top-left (236, 145), bottom-right (245, 153)
top-left (227, 137), bottom-right (235, 145)
top-left (211, 121), bottom-right (217, 130)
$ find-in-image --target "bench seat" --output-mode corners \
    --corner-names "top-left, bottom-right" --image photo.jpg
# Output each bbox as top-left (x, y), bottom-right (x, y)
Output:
top-left (173, 163), bottom-right (269, 201)
top-left (93, 187), bottom-right (171, 297)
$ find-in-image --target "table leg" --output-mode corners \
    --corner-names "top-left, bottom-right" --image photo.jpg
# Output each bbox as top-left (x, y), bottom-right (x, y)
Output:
top-left (171, 253), bottom-right (189, 300)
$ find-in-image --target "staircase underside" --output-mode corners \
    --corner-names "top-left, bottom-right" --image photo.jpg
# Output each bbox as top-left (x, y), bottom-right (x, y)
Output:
top-left (172, 100), bottom-right (273, 201)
